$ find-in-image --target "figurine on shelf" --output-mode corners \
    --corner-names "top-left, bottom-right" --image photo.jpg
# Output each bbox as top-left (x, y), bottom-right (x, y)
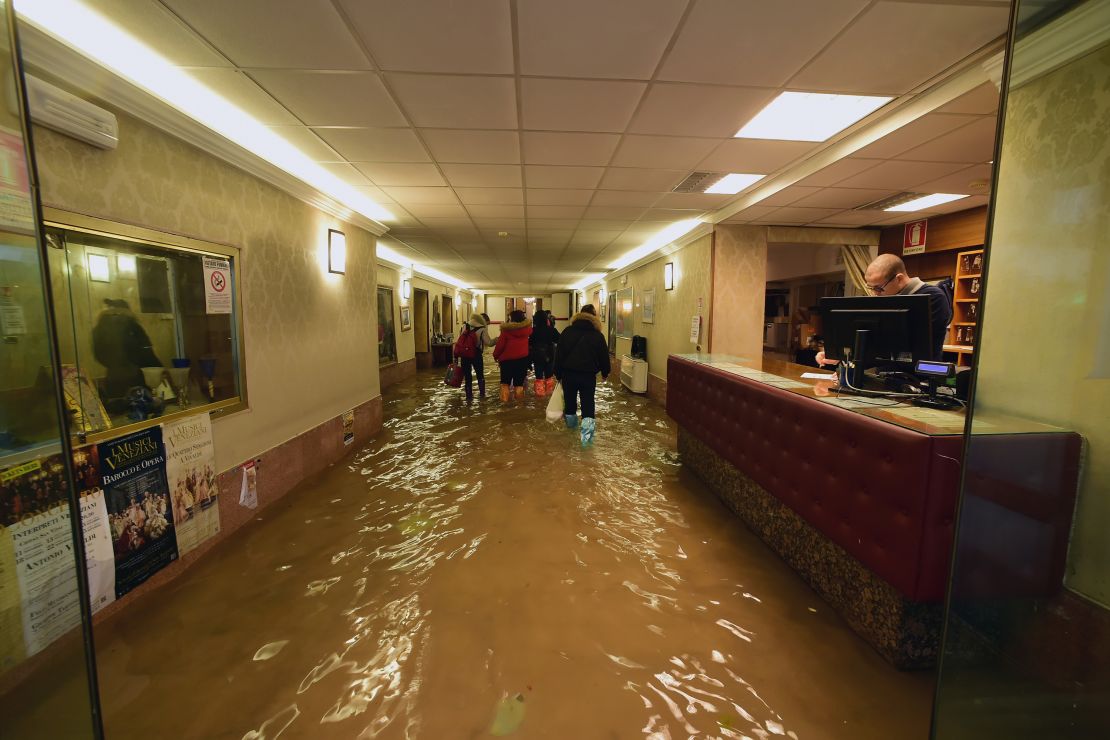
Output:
top-left (961, 255), bottom-right (971, 274)
top-left (125, 385), bottom-right (164, 421)
top-left (972, 254), bottom-right (983, 272)
top-left (199, 358), bottom-right (217, 401)
top-left (970, 277), bottom-right (981, 295)
top-left (967, 303), bottom-right (978, 320)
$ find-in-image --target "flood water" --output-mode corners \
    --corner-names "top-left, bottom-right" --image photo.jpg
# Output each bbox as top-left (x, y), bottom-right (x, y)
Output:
top-left (83, 367), bottom-right (930, 738)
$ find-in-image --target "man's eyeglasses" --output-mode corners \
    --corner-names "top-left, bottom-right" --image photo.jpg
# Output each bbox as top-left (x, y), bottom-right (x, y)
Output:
top-left (867, 275), bottom-right (896, 294)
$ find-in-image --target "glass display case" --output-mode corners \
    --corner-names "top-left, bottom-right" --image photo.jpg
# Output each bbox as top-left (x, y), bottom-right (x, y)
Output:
top-left (36, 210), bottom-right (246, 444)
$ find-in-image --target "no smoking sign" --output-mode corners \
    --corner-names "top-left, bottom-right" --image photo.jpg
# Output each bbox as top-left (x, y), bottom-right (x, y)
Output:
top-left (203, 256), bottom-right (232, 314)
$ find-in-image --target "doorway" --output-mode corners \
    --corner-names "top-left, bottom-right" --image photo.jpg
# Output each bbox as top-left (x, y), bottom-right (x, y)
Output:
top-left (413, 289), bottom-right (430, 368)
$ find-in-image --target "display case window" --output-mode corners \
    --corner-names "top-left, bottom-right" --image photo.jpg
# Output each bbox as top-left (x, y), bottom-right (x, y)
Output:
top-left (377, 286), bottom-right (396, 364)
top-left (42, 210), bottom-right (247, 442)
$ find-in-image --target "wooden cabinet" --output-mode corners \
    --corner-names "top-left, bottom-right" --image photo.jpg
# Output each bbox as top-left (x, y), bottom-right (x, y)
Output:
top-left (944, 248), bottom-right (984, 367)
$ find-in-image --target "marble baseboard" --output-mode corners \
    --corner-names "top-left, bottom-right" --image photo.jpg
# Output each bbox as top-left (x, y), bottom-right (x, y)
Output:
top-left (380, 358), bottom-right (417, 389)
top-left (678, 427), bottom-right (941, 669)
top-left (647, 373), bottom-right (667, 407)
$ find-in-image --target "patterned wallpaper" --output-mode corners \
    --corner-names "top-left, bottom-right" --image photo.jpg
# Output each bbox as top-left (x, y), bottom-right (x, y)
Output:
top-left (975, 42), bottom-right (1110, 605)
top-left (711, 225), bottom-right (769, 362)
top-left (32, 112), bottom-right (381, 471)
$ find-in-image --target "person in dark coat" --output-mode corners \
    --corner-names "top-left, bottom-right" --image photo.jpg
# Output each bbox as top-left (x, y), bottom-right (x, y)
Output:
top-left (493, 309), bottom-right (532, 402)
top-left (92, 299), bottom-right (163, 400)
top-left (553, 304), bottom-right (610, 445)
top-left (528, 309), bottom-right (560, 398)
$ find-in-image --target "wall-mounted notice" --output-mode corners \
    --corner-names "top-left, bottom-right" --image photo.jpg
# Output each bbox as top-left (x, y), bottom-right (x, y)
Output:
top-left (72, 444), bottom-right (115, 615)
top-left (690, 315), bottom-right (702, 344)
top-left (342, 410), bottom-right (355, 447)
top-left (164, 414), bottom-right (220, 556)
top-left (239, 461), bottom-right (258, 510)
top-left (202, 256), bottom-right (232, 314)
top-left (98, 427), bottom-right (178, 598)
top-left (903, 219), bottom-right (928, 255)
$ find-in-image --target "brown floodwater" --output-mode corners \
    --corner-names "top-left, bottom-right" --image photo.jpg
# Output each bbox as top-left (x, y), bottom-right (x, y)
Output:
top-left (20, 366), bottom-right (934, 739)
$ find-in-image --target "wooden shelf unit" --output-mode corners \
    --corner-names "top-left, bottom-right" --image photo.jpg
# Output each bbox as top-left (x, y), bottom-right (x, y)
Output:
top-left (946, 248), bottom-right (984, 367)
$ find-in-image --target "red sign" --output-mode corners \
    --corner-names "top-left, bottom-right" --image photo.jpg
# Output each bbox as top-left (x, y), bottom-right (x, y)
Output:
top-left (903, 219), bottom-right (928, 255)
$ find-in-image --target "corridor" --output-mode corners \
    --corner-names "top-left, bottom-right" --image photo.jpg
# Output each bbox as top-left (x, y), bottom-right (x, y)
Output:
top-left (80, 368), bottom-right (928, 739)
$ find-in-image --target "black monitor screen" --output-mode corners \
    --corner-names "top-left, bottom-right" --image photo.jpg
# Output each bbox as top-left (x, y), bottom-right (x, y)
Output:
top-left (820, 295), bottom-right (934, 369)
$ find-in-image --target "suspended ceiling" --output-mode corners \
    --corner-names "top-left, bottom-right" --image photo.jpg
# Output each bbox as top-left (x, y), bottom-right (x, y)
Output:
top-left (37, 0), bottom-right (1008, 291)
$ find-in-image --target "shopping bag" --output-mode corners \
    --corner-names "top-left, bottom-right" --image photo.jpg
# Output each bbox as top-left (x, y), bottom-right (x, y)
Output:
top-left (545, 382), bottom-right (564, 422)
top-left (444, 362), bottom-right (463, 387)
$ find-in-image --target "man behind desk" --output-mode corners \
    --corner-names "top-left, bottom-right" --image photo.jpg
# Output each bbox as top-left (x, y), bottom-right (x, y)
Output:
top-left (816, 254), bottom-right (953, 366)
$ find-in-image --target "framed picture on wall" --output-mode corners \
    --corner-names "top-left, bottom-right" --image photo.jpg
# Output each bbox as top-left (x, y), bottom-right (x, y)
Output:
top-left (400, 305), bottom-right (411, 331)
top-left (642, 288), bottom-right (655, 324)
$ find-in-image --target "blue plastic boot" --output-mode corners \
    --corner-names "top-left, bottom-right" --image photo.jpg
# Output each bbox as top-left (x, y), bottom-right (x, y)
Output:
top-left (564, 414), bottom-right (578, 429)
top-left (580, 417), bottom-right (596, 446)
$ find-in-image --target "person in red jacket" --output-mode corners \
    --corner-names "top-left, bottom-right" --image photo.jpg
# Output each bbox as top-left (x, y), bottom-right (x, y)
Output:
top-left (493, 309), bottom-right (533, 402)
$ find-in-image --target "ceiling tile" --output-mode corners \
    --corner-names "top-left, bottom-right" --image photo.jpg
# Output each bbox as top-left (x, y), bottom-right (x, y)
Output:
top-left (642, 208), bottom-right (708, 221)
top-left (380, 186), bottom-right (459, 204)
top-left (475, 218), bottom-right (525, 230)
top-left (795, 158), bottom-right (879, 187)
top-left (610, 135), bottom-right (719, 170)
top-left (813, 210), bottom-right (889, 227)
top-left (421, 130), bottom-right (520, 164)
top-left (165, 0), bottom-right (371, 69)
top-left (269, 127), bottom-right (343, 161)
top-left (763, 206), bottom-right (844, 224)
top-left (791, 187), bottom-right (896, 209)
top-left (188, 69), bottom-right (298, 124)
top-left (517, 0), bottom-right (687, 79)
top-left (84, 0), bottom-right (232, 67)
top-left (521, 78), bottom-right (646, 133)
top-left (251, 71), bottom-right (405, 126)
top-left (521, 132), bottom-right (621, 167)
top-left (589, 191), bottom-right (662, 208)
top-left (338, 0), bottom-right (513, 74)
top-left (526, 205), bottom-right (587, 219)
top-left (912, 163), bottom-right (993, 194)
top-left (441, 164), bottom-right (522, 188)
top-left (659, 0), bottom-right (869, 86)
top-left (653, 192), bottom-right (731, 210)
top-left (937, 83), bottom-right (1000, 115)
top-left (387, 74), bottom-right (517, 129)
top-left (313, 128), bottom-right (430, 162)
top-left (317, 162), bottom-right (375, 188)
top-left (525, 189), bottom-right (595, 206)
top-left (598, 168), bottom-right (685, 192)
top-left (697, 139), bottom-right (815, 173)
top-left (721, 204), bottom-right (779, 223)
top-left (405, 203), bottom-right (470, 219)
top-left (357, 163), bottom-right (446, 186)
top-left (527, 219), bottom-right (583, 230)
top-left (524, 166), bottom-right (604, 189)
top-left (853, 114), bottom-right (981, 159)
top-left (898, 117), bottom-right (998, 164)
top-left (582, 206), bottom-right (647, 220)
top-left (468, 204), bottom-right (526, 218)
top-left (569, 230), bottom-right (623, 246)
top-left (455, 187), bottom-right (525, 205)
top-left (629, 83), bottom-right (775, 138)
top-left (789, 2), bottom-right (1010, 94)
top-left (836, 160), bottom-right (968, 190)
top-left (756, 185), bottom-right (823, 207)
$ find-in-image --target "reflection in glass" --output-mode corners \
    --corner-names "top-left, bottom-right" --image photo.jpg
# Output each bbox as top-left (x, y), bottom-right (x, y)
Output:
top-left (378, 286), bottom-right (397, 364)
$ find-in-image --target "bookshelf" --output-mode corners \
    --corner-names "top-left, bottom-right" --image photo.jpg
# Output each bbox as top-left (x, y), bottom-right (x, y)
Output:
top-left (944, 248), bottom-right (983, 367)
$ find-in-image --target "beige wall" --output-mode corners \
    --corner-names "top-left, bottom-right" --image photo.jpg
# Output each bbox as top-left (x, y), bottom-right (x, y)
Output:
top-left (975, 43), bottom-right (1110, 605)
top-left (33, 112), bottom-right (381, 471)
top-left (711, 225), bottom-right (768, 361)
top-left (602, 235), bottom-right (713, 381)
top-left (376, 263), bottom-right (462, 365)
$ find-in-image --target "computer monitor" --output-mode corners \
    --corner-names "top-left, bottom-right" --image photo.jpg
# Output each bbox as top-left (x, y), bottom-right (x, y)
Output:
top-left (819, 295), bottom-right (934, 389)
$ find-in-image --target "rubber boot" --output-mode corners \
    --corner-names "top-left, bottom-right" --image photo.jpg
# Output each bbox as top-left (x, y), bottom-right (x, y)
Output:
top-left (534, 378), bottom-right (547, 397)
top-left (564, 414), bottom-right (578, 429)
top-left (580, 417), bottom-right (596, 447)
top-left (499, 384), bottom-right (510, 402)
top-left (514, 385), bottom-right (525, 401)
top-left (546, 377), bottom-right (557, 394)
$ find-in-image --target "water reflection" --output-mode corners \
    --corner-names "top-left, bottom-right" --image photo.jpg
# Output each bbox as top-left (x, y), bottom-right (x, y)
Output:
top-left (90, 366), bottom-right (930, 739)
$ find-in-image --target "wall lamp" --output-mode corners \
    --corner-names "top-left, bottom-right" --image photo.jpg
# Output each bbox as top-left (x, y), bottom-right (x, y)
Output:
top-left (328, 228), bottom-right (346, 274)
top-left (664, 262), bottom-right (674, 291)
top-left (455, 293), bottom-right (462, 307)
top-left (402, 279), bottom-right (411, 300)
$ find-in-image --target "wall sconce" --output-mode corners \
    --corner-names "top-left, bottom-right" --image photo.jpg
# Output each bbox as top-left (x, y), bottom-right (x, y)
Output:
top-left (455, 294), bottom-right (462, 308)
top-left (328, 228), bottom-right (346, 274)
top-left (471, 296), bottom-right (478, 309)
top-left (599, 287), bottom-right (607, 305)
top-left (117, 253), bottom-right (136, 276)
top-left (402, 279), bottom-right (411, 300)
top-left (88, 253), bottom-right (110, 282)
top-left (664, 262), bottom-right (674, 291)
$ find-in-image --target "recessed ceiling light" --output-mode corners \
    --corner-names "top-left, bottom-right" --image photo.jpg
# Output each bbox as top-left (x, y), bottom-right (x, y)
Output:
top-left (736, 92), bottom-right (892, 142)
top-left (884, 193), bottom-right (969, 212)
top-left (704, 173), bottom-right (764, 195)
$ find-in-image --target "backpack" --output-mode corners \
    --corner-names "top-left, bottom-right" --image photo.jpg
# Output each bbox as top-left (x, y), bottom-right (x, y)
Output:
top-left (453, 325), bottom-right (479, 359)
top-left (935, 276), bottom-right (955, 325)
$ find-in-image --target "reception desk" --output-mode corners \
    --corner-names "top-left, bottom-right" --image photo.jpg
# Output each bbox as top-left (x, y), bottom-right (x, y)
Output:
top-left (667, 354), bottom-right (1081, 668)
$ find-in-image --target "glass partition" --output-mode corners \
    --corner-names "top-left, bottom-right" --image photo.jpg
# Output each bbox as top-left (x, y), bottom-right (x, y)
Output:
top-left (0, 0), bottom-right (100, 736)
top-left (932, 1), bottom-right (1110, 737)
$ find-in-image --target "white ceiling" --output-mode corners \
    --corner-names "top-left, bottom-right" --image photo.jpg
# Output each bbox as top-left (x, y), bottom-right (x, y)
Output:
top-left (77, 0), bottom-right (1008, 290)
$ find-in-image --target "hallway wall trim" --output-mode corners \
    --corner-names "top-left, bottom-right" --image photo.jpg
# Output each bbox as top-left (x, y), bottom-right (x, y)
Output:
top-left (380, 359), bottom-right (417, 389)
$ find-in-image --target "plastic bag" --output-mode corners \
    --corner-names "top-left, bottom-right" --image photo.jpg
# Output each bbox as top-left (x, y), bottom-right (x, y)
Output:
top-left (545, 382), bottom-right (564, 422)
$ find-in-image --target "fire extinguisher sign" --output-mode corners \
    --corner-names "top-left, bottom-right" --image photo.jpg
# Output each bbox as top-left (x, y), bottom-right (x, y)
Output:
top-left (902, 219), bottom-right (928, 255)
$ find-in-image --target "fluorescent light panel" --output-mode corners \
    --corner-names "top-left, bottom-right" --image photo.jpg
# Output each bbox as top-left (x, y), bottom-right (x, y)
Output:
top-left (608, 219), bottom-right (703, 271)
top-left (376, 243), bottom-right (468, 289)
top-left (736, 92), bottom-right (892, 142)
top-left (18, 0), bottom-right (393, 224)
top-left (884, 193), bottom-right (969, 212)
top-left (571, 273), bottom-right (606, 291)
top-left (704, 173), bottom-right (763, 194)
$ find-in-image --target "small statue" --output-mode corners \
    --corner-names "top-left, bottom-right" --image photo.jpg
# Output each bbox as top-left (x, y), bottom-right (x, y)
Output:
top-left (125, 385), bottom-right (165, 421)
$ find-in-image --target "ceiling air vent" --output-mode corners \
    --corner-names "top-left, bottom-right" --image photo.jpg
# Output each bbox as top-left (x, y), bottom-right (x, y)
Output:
top-left (853, 192), bottom-right (926, 211)
top-left (672, 171), bottom-right (726, 193)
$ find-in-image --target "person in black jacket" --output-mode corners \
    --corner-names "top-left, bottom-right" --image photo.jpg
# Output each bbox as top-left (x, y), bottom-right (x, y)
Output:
top-left (553, 304), bottom-right (610, 445)
top-left (92, 298), bottom-right (163, 400)
top-left (529, 309), bottom-right (560, 398)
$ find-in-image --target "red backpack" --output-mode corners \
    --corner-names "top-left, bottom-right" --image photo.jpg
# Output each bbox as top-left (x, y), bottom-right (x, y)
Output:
top-left (453, 325), bottom-right (479, 359)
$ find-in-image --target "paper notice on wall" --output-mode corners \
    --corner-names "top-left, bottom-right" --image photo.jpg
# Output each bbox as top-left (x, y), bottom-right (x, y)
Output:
top-left (0, 526), bottom-right (26, 671)
top-left (690, 315), bottom-right (701, 344)
top-left (342, 410), bottom-right (355, 447)
top-left (239, 461), bottom-right (258, 510)
top-left (0, 287), bottom-right (26, 336)
top-left (79, 491), bottom-right (115, 615)
top-left (163, 414), bottom-right (220, 556)
top-left (203, 256), bottom-right (232, 314)
top-left (10, 505), bottom-right (83, 657)
top-left (0, 127), bottom-right (34, 234)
